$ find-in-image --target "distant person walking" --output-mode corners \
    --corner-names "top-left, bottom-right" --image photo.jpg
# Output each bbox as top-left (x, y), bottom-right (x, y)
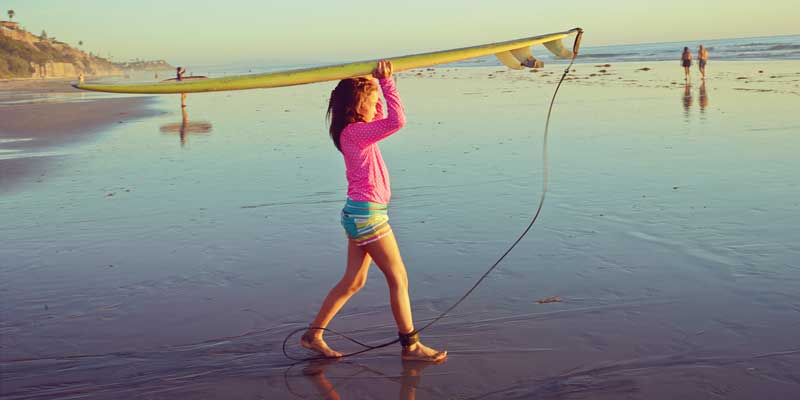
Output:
top-left (681, 47), bottom-right (692, 82)
top-left (698, 45), bottom-right (709, 80)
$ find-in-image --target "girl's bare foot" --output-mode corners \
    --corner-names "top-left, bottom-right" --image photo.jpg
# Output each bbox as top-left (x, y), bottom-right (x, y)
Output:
top-left (401, 342), bottom-right (447, 362)
top-left (301, 331), bottom-right (343, 358)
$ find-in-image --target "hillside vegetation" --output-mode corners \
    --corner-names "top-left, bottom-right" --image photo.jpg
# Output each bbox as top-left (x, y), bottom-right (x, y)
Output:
top-left (0, 22), bottom-right (172, 79)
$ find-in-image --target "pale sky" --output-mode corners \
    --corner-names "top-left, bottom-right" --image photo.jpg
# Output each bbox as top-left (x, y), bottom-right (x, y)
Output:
top-left (3, 0), bottom-right (796, 65)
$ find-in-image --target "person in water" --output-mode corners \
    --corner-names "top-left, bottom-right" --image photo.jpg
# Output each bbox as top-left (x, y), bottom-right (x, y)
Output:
top-left (301, 60), bottom-right (447, 362)
top-left (698, 45), bottom-right (708, 80)
top-left (681, 47), bottom-right (692, 82)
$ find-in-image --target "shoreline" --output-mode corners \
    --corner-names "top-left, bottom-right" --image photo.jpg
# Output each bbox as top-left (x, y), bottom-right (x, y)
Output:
top-left (0, 76), bottom-right (90, 98)
top-left (0, 69), bottom-right (173, 96)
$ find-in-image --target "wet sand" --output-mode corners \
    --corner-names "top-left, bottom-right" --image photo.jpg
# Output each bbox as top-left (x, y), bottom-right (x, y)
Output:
top-left (1, 60), bottom-right (799, 399)
top-left (0, 78), bottom-right (84, 94)
top-left (0, 95), bottom-right (159, 192)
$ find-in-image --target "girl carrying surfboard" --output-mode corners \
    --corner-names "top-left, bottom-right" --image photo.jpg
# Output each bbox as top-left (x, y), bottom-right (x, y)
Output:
top-left (301, 60), bottom-right (447, 362)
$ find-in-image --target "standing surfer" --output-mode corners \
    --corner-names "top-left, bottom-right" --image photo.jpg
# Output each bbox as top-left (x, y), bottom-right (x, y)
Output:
top-left (681, 47), bottom-right (692, 82)
top-left (177, 67), bottom-right (187, 108)
top-left (301, 60), bottom-right (447, 362)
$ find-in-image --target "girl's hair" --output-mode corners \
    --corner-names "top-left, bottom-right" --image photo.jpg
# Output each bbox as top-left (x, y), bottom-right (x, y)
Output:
top-left (683, 47), bottom-right (689, 52)
top-left (326, 78), bottom-right (378, 151)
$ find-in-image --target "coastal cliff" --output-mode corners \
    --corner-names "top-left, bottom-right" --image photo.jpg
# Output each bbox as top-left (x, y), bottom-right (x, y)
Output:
top-left (0, 21), bottom-right (172, 79)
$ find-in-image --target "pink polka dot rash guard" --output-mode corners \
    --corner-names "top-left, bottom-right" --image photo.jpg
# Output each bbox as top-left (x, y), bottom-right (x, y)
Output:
top-left (339, 78), bottom-right (406, 204)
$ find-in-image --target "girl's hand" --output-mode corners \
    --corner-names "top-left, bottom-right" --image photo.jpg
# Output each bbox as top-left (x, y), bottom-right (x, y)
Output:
top-left (372, 60), bottom-right (393, 80)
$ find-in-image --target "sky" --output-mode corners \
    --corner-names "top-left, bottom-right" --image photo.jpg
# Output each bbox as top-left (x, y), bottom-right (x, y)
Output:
top-left (3, 0), bottom-right (796, 66)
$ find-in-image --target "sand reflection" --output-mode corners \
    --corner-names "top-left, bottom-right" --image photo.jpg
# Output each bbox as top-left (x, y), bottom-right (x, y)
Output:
top-left (159, 105), bottom-right (213, 146)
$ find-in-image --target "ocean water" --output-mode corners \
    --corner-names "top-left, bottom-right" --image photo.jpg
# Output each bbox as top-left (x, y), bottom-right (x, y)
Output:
top-left (51, 35), bottom-right (796, 86)
top-left (177, 34), bottom-right (800, 76)
top-left (448, 34), bottom-right (800, 67)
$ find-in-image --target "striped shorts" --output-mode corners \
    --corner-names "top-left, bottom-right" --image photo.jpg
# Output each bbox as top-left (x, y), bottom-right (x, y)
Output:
top-left (340, 198), bottom-right (392, 246)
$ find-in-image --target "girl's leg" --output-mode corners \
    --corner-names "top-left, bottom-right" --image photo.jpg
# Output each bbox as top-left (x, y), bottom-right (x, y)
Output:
top-left (363, 232), bottom-right (446, 361)
top-left (302, 240), bottom-right (372, 357)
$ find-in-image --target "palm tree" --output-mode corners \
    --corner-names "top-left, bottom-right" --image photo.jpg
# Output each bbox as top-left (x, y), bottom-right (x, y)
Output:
top-left (7, 9), bottom-right (15, 20)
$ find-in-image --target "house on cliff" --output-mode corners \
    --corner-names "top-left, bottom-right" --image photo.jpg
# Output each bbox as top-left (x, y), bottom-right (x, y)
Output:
top-left (1, 20), bottom-right (20, 30)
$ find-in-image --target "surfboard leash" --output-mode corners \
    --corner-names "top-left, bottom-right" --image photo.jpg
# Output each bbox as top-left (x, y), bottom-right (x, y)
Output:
top-left (283, 29), bottom-right (584, 362)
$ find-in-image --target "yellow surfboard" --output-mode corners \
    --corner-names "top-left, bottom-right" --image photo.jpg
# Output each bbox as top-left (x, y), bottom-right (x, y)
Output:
top-left (75, 28), bottom-right (582, 94)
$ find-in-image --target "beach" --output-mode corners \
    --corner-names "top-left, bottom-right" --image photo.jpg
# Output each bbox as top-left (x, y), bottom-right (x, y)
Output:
top-left (1, 59), bottom-right (799, 399)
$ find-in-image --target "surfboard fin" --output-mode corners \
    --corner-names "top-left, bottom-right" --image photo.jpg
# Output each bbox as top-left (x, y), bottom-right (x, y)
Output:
top-left (495, 47), bottom-right (544, 69)
top-left (495, 51), bottom-right (525, 70)
top-left (511, 48), bottom-right (544, 68)
top-left (543, 39), bottom-right (574, 59)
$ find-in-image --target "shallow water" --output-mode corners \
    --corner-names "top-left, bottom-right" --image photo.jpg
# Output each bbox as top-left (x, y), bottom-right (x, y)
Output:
top-left (1, 61), bottom-right (799, 399)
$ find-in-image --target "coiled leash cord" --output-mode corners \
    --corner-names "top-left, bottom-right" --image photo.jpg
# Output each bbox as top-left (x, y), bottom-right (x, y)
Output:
top-left (283, 29), bottom-right (584, 362)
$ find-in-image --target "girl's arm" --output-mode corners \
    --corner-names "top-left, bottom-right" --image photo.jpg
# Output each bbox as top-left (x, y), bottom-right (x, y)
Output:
top-left (374, 96), bottom-right (385, 121)
top-left (347, 78), bottom-right (406, 146)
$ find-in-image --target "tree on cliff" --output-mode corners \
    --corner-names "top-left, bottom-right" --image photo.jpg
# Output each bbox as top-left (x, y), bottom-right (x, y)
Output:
top-left (79, 40), bottom-right (84, 47)
top-left (7, 10), bottom-right (15, 20)
top-left (40, 30), bottom-right (48, 39)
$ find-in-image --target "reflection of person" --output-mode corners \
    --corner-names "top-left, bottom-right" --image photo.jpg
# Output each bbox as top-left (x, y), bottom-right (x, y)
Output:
top-left (159, 107), bottom-right (212, 147)
top-left (301, 60), bottom-right (446, 362)
top-left (179, 107), bottom-right (189, 145)
top-left (301, 358), bottom-right (443, 400)
top-left (681, 47), bottom-right (692, 82)
top-left (682, 82), bottom-right (693, 117)
top-left (78, 72), bottom-right (85, 84)
top-left (698, 45), bottom-right (708, 80)
top-left (302, 359), bottom-right (342, 400)
top-left (176, 67), bottom-right (188, 108)
top-left (699, 80), bottom-right (708, 113)
top-left (398, 360), bottom-right (440, 400)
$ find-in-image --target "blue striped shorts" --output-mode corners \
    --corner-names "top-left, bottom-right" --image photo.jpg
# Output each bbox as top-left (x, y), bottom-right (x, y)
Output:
top-left (340, 198), bottom-right (392, 246)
